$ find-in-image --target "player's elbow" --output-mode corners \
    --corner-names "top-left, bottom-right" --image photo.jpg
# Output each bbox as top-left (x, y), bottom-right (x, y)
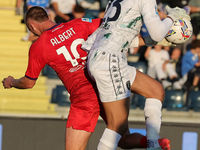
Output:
top-left (25, 84), bottom-right (35, 89)
top-left (21, 82), bottom-right (35, 89)
top-left (22, 77), bottom-right (36, 89)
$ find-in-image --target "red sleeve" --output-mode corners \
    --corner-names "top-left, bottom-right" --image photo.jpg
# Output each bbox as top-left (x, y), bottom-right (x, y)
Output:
top-left (25, 40), bottom-right (47, 80)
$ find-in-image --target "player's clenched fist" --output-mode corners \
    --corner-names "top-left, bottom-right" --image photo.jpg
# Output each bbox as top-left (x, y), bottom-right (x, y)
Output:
top-left (2, 76), bottom-right (14, 89)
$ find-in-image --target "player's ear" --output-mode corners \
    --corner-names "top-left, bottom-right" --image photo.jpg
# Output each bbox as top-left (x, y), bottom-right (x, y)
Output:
top-left (29, 23), bottom-right (37, 32)
top-left (29, 24), bottom-right (34, 31)
top-left (26, 22), bottom-right (34, 31)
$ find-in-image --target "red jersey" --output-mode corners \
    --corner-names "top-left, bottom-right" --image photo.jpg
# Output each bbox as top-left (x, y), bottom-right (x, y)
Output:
top-left (25, 18), bottom-right (103, 132)
top-left (25, 18), bottom-right (101, 100)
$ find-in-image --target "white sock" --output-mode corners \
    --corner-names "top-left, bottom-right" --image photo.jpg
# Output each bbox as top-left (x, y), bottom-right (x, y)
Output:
top-left (97, 128), bottom-right (122, 150)
top-left (144, 98), bottom-right (162, 148)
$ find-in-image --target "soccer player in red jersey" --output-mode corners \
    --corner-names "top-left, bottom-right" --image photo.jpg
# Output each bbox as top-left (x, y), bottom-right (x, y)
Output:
top-left (3, 6), bottom-right (102, 150)
top-left (2, 6), bottom-right (171, 150)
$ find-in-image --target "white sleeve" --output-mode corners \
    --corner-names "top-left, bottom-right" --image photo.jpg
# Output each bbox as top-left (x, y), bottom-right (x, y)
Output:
top-left (141, 0), bottom-right (173, 42)
top-left (82, 28), bottom-right (100, 52)
top-left (145, 17), bottom-right (173, 42)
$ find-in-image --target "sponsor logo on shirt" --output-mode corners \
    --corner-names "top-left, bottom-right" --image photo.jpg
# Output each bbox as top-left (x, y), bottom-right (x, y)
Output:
top-left (81, 18), bottom-right (92, 22)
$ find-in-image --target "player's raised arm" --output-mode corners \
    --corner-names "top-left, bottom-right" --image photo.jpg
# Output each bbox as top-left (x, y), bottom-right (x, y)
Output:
top-left (144, 5), bottom-right (190, 42)
top-left (2, 76), bottom-right (36, 89)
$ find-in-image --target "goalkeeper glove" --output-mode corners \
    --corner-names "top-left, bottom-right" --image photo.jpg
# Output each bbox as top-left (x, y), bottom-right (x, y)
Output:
top-left (165, 5), bottom-right (191, 22)
top-left (142, 35), bottom-right (177, 47)
top-left (157, 38), bottom-right (177, 47)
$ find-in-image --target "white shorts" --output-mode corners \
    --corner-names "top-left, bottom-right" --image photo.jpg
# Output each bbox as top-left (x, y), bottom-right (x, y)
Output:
top-left (87, 49), bottom-right (136, 102)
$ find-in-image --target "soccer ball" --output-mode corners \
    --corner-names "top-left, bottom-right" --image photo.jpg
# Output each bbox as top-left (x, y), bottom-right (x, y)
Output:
top-left (165, 18), bottom-right (193, 44)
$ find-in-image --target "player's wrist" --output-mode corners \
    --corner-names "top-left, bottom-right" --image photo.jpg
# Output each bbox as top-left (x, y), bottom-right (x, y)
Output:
top-left (10, 78), bottom-right (17, 88)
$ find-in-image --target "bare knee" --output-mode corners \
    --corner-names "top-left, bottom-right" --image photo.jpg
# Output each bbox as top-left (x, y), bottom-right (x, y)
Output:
top-left (131, 70), bottom-right (165, 103)
top-left (149, 81), bottom-right (165, 103)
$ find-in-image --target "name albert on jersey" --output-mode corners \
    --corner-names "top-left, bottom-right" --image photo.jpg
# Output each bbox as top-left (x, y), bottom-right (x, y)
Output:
top-left (50, 26), bottom-right (76, 46)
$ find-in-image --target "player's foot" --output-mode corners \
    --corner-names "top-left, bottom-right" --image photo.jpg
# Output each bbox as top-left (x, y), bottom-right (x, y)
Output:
top-left (140, 136), bottom-right (171, 150)
top-left (146, 139), bottom-right (171, 150)
top-left (158, 138), bottom-right (171, 150)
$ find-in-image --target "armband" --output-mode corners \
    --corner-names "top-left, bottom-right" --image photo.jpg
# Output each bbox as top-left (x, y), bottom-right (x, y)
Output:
top-left (142, 35), bottom-right (158, 47)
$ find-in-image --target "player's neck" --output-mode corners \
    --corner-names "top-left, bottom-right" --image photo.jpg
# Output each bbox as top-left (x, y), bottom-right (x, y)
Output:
top-left (43, 19), bottom-right (57, 31)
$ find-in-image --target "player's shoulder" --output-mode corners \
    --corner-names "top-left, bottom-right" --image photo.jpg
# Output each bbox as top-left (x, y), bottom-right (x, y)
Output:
top-left (29, 35), bottom-right (46, 52)
top-left (69, 18), bottom-right (95, 24)
top-left (66, 18), bottom-right (101, 30)
top-left (29, 39), bottom-right (41, 53)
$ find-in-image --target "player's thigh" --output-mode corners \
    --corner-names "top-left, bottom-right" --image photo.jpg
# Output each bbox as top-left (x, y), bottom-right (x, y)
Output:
top-left (65, 127), bottom-right (91, 150)
top-left (130, 69), bottom-right (165, 101)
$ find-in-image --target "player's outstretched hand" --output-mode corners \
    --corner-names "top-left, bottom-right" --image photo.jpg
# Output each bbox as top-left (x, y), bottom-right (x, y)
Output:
top-left (165, 5), bottom-right (191, 22)
top-left (157, 38), bottom-right (177, 47)
top-left (2, 76), bottom-right (14, 89)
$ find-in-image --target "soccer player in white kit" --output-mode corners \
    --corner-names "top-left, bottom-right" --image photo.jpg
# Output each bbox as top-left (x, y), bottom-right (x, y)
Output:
top-left (82, 0), bottom-right (190, 149)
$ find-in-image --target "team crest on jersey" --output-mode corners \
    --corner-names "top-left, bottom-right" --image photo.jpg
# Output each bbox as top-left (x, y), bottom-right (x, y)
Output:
top-left (81, 18), bottom-right (92, 22)
top-left (126, 81), bottom-right (131, 91)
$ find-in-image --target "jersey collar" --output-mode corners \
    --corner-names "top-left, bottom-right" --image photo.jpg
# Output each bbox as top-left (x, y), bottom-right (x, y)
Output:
top-left (46, 23), bottom-right (61, 31)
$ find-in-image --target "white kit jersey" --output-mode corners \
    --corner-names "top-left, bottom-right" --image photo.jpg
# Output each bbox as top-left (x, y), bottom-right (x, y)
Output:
top-left (82, 0), bottom-right (159, 52)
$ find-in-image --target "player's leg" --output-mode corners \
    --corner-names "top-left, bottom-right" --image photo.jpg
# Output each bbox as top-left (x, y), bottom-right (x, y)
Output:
top-left (97, 98), bottom-right (130, 150)
top-left (100, 106), bottom-right (167, 149)
top-left (97, 67), bottom-right (170, 150)
top-left (65, 79), bottom-right (100, 150)
top-left (87, 50), bottom-right (132, 150)
top-left (130, 69), bottom-right (165, 149)
top-left (65, 127), bottom-right (91, 150)
top-left (101, 98), bottom-right (129, 134)
top-left (99, 98), bottom-right (142, 150)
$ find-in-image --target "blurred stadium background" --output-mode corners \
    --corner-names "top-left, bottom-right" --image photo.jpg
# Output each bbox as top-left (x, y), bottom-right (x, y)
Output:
top-left (0, 1), bottom-right (200, 150)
